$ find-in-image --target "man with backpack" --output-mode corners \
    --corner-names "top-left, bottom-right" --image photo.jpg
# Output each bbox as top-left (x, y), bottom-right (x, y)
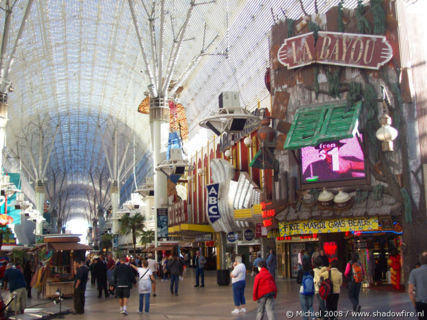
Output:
top-left (344, 253), bottom-right (364, 312)
top-left (320, 260), bottom-right (343, 319)
top-left (314, 257), bottom-right (328, 319)
top-left (297, 260), bottom-right (315, 320)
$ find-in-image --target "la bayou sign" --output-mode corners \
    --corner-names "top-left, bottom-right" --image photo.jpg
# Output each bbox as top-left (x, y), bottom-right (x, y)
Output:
top-left (278, 31), bottom-right (393, 70)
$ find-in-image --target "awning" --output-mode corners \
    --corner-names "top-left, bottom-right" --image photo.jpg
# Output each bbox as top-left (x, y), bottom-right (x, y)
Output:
top-left (284, 101), bottom-right (362, 150)
top-left (49, 242), bottom-right (92, 251)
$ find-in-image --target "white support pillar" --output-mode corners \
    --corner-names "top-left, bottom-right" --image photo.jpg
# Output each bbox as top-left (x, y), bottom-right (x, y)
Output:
top-left (150, 97), bottom-right (169, 261)
top-left (0, 101), bottom-right (7, 172)
top-left (35, 181), bottom-right (45, 236)
top-left (111, 180), bottom-right (120, 235)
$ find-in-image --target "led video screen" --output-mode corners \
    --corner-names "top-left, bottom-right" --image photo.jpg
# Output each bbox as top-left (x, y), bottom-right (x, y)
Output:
top-left (301, 134), bottom-right (366, 185)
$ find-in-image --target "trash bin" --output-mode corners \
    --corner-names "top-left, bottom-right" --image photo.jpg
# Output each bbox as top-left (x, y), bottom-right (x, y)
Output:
top-left (217, 269), bottom-right (230, 286)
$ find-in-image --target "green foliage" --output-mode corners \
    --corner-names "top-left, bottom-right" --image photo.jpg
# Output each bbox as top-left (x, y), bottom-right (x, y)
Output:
top-left (139, 230), bottom-right (155, 245)
top-left (119, 212), bottom-right (146, 252)
top-left (370, 0), bottom-right (386, 35)
top-left (356, 0), bottom-right (371, 34)
top-left (326, 70), bottom-right (340, 98)
top-left (11, 248), bottom-right (25, 265)
top-left (309, 21), bottom-right (321, 43)
top-left (287, 19), bottom-right (296, 38)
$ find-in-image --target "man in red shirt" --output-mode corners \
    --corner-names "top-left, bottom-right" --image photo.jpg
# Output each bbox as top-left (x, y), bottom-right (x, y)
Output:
top-left (253, 260), bottom-right (277, 320)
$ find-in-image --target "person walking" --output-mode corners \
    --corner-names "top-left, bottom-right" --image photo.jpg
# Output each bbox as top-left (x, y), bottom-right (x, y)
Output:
top-left (297, 260), bottom-right (315, 320)
top-left (194, 250), bottom-right (206, 287)
top-left (253, 253), bottom-right (263, 276)
top-left (72, 258), bottom-right (89, 315)
top-left (408, 251), bottom-right (427, 320)
top-left (23, 260), bottom-right (33, 299)
top-left (93, 256), bottom-right (109, 298)
top-left (130, 260), bottom-right (155, 313)
top-left (313, 257), bottom-right (328, 319)
top-left (230, 256), bottom-right (247, 315)
top-left (320, 260), bottom-right (342, 320)
top-left (319, 250), bottom-right (329, 268)
top-left (112, 256), bottom-right (136, 315)
top-left (147, 253), bottom-right (158, 297)
top-left (2, 263), bottom-right (27, 315)
top-left (344, 253), bottom-right (364, 312)
top-left (167, 256), bottom-right (183, 296)
top-left (266, 250), bottom-right (277, 279)
top-left (253, 260), bottom-right (277, 320)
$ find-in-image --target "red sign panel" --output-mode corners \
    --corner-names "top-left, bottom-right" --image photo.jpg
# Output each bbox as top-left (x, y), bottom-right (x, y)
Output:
top-left (278, 31), bottom-right (393, 70)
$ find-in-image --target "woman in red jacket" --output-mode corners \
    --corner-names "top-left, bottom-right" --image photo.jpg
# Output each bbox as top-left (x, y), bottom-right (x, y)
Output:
top-left (253, 260), bottom-right (277, 320)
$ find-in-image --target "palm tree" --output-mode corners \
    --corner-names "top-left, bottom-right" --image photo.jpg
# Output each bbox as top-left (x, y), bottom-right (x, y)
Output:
top-left (139, 230), bottom-right (154, 247)
top-left (119, 212), bottom-right (145, 254)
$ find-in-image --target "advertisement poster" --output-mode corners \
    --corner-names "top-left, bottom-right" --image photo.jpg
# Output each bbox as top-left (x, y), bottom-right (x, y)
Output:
top-left (301, 135), bottom-right (366, 184)
top-left (157, 208), bottom-right (168, 239)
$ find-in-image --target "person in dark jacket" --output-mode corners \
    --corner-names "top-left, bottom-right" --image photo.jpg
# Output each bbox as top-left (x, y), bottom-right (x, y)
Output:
top-left (167, 256), bottom-right (183, 296)
top-left (253, 260), bottom-right (277, 320)
top-left (23, 260), bottom-right (33, 298)
top-left (112, 256), bottom-right (136, 315)
top-left (73, 258), bottom-right (89, 314)
top-left (297, 260), bottom-right (315, 320)
top-left (93, 256), bottom-right (109, 298)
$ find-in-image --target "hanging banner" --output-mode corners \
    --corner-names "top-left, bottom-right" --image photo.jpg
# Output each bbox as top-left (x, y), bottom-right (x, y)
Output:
top-left (279, 216), bottom-right (379, 236)
top-left (206, 183), bottom-right (220, 224)
top-left (157, 208), bottom-right (168, 239)
top-left (278, 31), bottom-right (393, 70)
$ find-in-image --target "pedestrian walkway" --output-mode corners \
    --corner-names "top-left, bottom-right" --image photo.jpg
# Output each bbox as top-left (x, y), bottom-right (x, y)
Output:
top-left (17, 270), bottom-right (414, 319)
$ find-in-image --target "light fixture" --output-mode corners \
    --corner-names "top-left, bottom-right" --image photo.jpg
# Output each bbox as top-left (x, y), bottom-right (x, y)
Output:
top-left (199, 92), bottom-right (261, 136)
top-left (224, 149), bottom-right (232, 158)
top-left (317, 188), bottom-right (334, 207)
top-left (155, 148), bottom-right (193, 181)
top-left (376, 114), bottom-right (398, 151)
top-left (334, 190), bottom-right (351, 208)
top-left (243, 136), bottom-right (252, 147)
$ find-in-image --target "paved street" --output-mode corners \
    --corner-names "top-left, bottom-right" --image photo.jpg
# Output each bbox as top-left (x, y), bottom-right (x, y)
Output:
top-left (21, 270), bottom-right (415, 320)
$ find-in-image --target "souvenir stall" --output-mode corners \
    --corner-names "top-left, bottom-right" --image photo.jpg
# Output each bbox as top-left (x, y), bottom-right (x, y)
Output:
top-left (37, 235), bottom-right (91, 298)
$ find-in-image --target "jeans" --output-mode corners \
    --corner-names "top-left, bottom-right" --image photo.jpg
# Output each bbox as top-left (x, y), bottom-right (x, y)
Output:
top-left (299, 294), bottom-right (314, 320)
top-left (196, 267), bottom-right (204, 286)
top-left (73, 287), bottom-right (85, 314)
top-left (139, 293), bottom-right (150, 312)
top-left (256, 295), bottom-right (275, 320)
top-left (232, 280), bottom-right (246, 307)
top-left (415, 302), bottom-right (427, 320)
top-left (316, 293), bottom-right (326, 319)
top-left (326, 293), bottom-right (340, 320)
top-left (170, 274), bottom-right (179, 294)
top-left (348, 282), bottom-right (361, 310)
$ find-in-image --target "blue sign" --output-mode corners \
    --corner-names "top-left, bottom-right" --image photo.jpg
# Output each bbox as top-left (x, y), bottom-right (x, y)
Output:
top-left (244, 229), bottom-right (255, 241)
top-left (227, 232), bottom-right (237, 242)
top-left (157, 208), bottom-right (168, 239)
top-left (206, 183), bottom-right (220, 224)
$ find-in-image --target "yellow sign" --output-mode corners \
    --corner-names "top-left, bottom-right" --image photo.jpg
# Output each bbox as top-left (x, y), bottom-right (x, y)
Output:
top-left (279, 216), bottom-right (379, 236)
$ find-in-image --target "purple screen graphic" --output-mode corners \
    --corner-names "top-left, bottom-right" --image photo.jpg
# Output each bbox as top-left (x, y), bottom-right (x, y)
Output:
top-left (301, 135), bottom-right (366, 184)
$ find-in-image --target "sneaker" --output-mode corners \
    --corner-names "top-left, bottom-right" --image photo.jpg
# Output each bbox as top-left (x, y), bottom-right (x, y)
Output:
top-left (240, 308), bottom-right (246, 313)
top-left (120, 310), bottom-right (125, 314)
top-left (123, 310), bottom-right (128, 316)
top-left (231, 308), bottom-right (240, 315)
top-left (194, 284), bottom-right (199, 287)
top-left (153, 293), bottom-right (157, 297)
top-left (201, 285), bottom-right (205, 287)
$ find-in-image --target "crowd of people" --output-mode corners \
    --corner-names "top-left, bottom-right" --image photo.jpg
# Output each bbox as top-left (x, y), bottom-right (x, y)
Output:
top-left (1, 248), bottom-right (425, 319)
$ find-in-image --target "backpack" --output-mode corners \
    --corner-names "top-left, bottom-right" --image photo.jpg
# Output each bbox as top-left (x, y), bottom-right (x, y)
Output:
top-left (138, 269), bottom-right (151, 293)
top-left (351, 262), bottom-right (363, 283)
top-left (302, 273), bottom-right (315, 296)
top-left (318, 270), bottom-right (332, 300)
